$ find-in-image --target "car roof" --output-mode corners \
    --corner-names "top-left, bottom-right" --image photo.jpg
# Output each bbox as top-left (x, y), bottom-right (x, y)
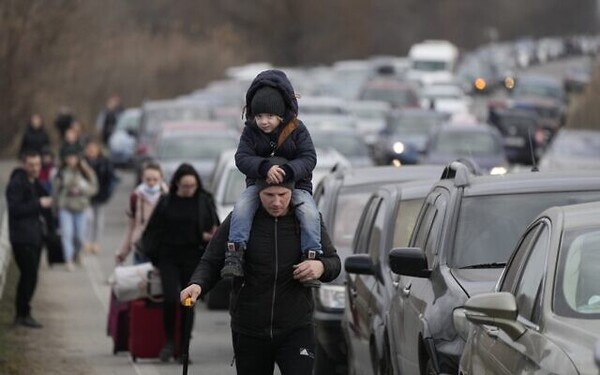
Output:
top-left (322, 165), bottom-right (445, 189)
top-left (556, 201), bottom-right (600, 231)
top-left (446, 170), bottom-right (600, 197)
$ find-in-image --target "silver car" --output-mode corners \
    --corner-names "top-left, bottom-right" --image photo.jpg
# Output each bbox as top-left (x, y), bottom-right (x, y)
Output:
top-left (458, 201), bottom-right (600, 374)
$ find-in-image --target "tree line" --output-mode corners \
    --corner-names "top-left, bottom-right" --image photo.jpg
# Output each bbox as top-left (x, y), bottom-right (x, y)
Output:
top-left (1, 0), bottom-right (597, 154)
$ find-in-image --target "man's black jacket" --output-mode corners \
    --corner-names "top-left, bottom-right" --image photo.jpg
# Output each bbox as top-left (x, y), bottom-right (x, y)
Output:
top-left (188, 207), bottom-right (341, 339)
top-left (6, 168), bottom-right (53, 247)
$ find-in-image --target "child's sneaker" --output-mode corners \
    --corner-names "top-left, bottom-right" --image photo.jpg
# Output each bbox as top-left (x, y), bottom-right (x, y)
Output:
top-left (300, 250), bottom-right (322, 288)
top-left (221, 242), bottom-right (245, 278)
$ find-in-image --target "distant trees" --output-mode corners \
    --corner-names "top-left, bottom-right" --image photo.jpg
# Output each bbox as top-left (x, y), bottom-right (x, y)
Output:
top-left (1, 0), bottom-right (597, 154)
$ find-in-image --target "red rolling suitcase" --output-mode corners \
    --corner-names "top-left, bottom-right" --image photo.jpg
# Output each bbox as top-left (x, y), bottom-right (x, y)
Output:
top-left (128, 299), bottom-right (181, 362)
top-left (107, 291), bottom-right (130, 354)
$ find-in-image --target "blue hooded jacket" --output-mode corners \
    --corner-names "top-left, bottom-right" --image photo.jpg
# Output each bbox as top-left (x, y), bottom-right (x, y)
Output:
top-left (235, 70), bottom-right (317, 194)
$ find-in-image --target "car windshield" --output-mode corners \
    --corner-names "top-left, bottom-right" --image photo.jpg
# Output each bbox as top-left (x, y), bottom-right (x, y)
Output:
top-left (362, 87), bottom-right (417, 106)
top-left (145, 106), bottom-right (212, 133)
top-left (115, 111), bottom-right (141, 132)
top-left (158, 135), bottom-right (237, 160)
top-left (313, 133), bottom-right (369, 157)
top-left (332, 189), bottom-right (373, 251)
top-left (552, 133), bottom-right (600, 158)
top-left (555, 228), bottom-right (600, 319)
top-left (387, 115), bottom-right (443, 136)
top-left (223, 168), bottom-right (246, 205)
top-left (413, 60), bottom-right (448, 72)
top-left (432, 130), bottom-right (500, 155)
top-left (513, 82), bottom-right (563, 101)
top-left (450, 192), bottom-right (600, 269)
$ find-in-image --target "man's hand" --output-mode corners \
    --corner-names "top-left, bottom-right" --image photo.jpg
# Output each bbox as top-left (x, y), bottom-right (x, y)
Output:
top-left (180, 284), bottom-right (202, 305)
top-left (39, 197), bottom-right (52, 208)
top-left (266, 165), bottom-right (286, 184)
top-left (293, 260), bottom-right (324, 283)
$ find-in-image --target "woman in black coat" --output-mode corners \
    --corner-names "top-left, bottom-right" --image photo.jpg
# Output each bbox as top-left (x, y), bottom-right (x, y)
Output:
top-left (19, 114), bottom-right (50, 158)
top-left (141, 163), bottom-right (219, 362)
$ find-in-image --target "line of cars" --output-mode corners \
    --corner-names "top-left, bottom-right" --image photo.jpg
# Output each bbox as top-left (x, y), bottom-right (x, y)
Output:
top-left (312, 159), bottom-right (600, 374)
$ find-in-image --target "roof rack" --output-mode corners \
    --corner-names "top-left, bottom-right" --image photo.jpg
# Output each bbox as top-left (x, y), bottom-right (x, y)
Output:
top-left (440, 158), bottom-right (480, 186)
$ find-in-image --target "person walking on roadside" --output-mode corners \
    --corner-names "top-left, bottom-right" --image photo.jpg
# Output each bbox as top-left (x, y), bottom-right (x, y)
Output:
top-left (141, 163), bottom-right (219, 362)
top-left (180, 168), bottom-right (341, 374)
top-left (115, 161), bottom-right (168, 265)
top-left (59, 121), bottom-right (85, 160)
top-left (221, 70), bottom-right (323, 288)
top-left (18, 113), bottom-right (50, 158)
top-left (53, 145), bottom-right (98, 271)
top-left (6, 150), bottom-right (55, 328)
top-left (83, 139), bottom-right (117, 254)
top-left (54, 106), bottom-right (74, 139)
top-left (95, 94), bottom-right (123, 145)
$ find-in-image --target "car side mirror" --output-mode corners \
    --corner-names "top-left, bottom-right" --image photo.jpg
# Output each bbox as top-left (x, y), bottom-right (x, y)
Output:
top-left (463, 292), bottom-right (526, 340)
top-left (388, 247), bottom-right (431, 278)
top-left (345, 254), bottom-right (375, 276)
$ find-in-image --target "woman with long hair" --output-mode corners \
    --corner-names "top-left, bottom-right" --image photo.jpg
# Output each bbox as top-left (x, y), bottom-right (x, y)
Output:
top-left (141, 163), bottom-right (219, 362)
top-left (53, 146), bottom-right (98, 271)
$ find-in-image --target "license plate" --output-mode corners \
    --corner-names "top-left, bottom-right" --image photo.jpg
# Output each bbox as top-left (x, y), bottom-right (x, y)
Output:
top-left (504, 137), bottom-right (525, 147)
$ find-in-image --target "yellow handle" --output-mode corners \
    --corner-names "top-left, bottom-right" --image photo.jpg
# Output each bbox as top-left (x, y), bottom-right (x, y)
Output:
top-left (184, 297), bottom-right (193, 307)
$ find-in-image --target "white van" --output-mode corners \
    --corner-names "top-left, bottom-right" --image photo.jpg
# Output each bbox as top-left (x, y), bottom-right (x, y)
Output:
top-left (406, 40), bottom-right (459, 86)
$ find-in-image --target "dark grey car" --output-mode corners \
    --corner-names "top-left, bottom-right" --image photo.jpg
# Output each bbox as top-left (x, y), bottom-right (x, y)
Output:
top-left (387, 162), bottom-right (600, 374)
top-left (312, 165), bottom-right (443, 374)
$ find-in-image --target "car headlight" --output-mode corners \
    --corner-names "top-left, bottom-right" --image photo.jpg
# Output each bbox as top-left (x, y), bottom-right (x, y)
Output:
top-left (318, 285), bottom-right (346, 310)
top-left (490, 166), bottom-right (507, 175)
top-left (392, 141), bottom-right (405, 154)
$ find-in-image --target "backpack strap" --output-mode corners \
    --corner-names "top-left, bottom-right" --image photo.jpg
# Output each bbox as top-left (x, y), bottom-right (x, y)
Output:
top-left (276, 118), bottom-right (298, 149)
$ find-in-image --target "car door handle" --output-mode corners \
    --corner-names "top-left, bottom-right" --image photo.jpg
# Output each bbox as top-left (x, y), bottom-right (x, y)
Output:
top-left (483, 326), bottom-right (499, 338)
top-left (401, 283), bottom-right (412, 297)
top-left (392, 281), bottom-right (400, 289)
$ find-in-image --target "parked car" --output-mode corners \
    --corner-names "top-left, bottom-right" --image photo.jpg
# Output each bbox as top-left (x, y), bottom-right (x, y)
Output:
top-left (108, 108), bottom-right (141, 167)
top-left (511, 74), bottom-right (567, 105)
top-left (419, 83), bottom-right (472, 115)
top-left (207, 149), bottom-right (246, 222)
top-left (487, 108), bottom-right (545, 165)
top-left (386, 162), bottom-right (600, 374)
top-left (311, 128), bottom-right (374, 168)
top-left (346, 100), bottom-right (391, 146)
top-left (421, 122), bottom-right (508, 174)
top-left (539, 129), bottom-right (600, 171)
top-left (359, 78), bottom-right (420, 109)
top-left (312, 165), bottom-right (444, 374)
top-left (300, 113), bottom-right (359, 133)
top-left (458, 201), bottom-right (600, 375)
top-left (133, 99), bottom-right (214, 181)
top-left (298, 96), bottom-right (350, 116)
top-left (343, 179), bottom-right (437, 375)
top-left (372, 109), bottom-right (448, 166)
top-left (154, 121), bottom-right (239, 186)
top-left (564, 60), bottom-right (592, 94)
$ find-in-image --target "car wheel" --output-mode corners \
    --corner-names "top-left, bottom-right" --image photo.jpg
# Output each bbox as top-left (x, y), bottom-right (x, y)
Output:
top-left (314, 342), bottom-right (337, 375)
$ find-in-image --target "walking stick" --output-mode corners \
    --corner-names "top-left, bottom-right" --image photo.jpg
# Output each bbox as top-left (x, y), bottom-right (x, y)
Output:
top-left (182, 297), bottom-right (193, 375)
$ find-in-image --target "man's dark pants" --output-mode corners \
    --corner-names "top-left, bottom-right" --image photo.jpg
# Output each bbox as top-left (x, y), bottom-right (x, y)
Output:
top-left (11, 245), bottom-right (42, 318)
top-left (232, 325), bottom-right (315, 375)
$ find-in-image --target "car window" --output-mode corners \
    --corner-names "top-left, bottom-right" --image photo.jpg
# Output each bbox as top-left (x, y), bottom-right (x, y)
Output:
top-left (368, 199), bottom-right (387, 263)
top-left (555, 228), bottom-right (600, 319)
top-left (424, 194), bottom-right (447, 265)
top-left (500, 224), bottom-right (541, 293)
top-left (392, 198), bottom-right (425, 249)
top-left (412, 201), bottom-right (436, 250)
top-left (332, 190), bottom-right (373, 251)
top-left (223, 169), bottom-right (246, 205)
top-left (353, 197), bottom-right (382, 255)
top-left (513, 225), bottom-right (549, 323)
top-left (451, 191), bottom-right (600, 269)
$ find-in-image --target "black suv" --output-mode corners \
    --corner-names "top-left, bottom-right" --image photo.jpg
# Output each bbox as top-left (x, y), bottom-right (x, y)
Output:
top-left (387, 162), bottom-right (600, 374)
top-left (312, 165), bottom-right (443, 374)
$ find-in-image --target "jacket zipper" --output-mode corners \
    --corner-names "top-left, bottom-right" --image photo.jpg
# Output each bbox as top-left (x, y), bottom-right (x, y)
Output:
top-left (269, 217), bottom-right (278, 339)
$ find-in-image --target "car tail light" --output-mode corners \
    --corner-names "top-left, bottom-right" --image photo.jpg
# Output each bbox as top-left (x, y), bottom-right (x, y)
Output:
top-left (474, 78), bottom-right (487, 91)
top-left (136, 144), bottom-right (148, 155)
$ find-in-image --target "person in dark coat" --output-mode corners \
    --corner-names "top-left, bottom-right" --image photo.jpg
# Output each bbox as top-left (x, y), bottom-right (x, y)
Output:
top-left (222, 70), bottom-right (322, 288)
top-left (83, 139), bottom-right (117, 254)
top-left (18, 114), bottom-right (50, 158)
top-left (6, 150), bottom-right (54, 328)
top-left (141, 163), bottom-right (219, 362)
top-left (54, 106), bottom-right (74, 138)
top-left (95, 94), bottom-right (123, 145)
top-left (180, 176), bottom-right (341, 374)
